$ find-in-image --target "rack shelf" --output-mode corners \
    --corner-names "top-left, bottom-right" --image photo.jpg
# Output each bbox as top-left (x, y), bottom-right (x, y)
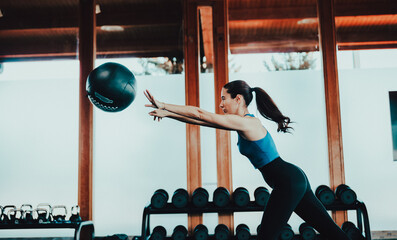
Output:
top-left (0, 221), bottom-right (94, 240)
top-left (139, 199), bottom-right (371, 240)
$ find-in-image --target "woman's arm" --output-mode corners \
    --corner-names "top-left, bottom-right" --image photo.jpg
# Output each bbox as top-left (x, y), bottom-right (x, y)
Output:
top-left (145, 90), bottom-right (253, 131)
top-left (149, 109), bottom-right (233, 130)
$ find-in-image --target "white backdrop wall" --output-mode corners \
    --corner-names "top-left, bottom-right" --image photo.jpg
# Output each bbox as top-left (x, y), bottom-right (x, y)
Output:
top-left (0, 66), bottom-right (396, 237)
top-left (339, 69), bottom-right (397, 231)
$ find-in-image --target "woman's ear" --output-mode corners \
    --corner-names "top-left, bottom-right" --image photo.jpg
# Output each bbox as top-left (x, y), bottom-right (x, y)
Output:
top-left (236, 94), bottom-right (243, 104)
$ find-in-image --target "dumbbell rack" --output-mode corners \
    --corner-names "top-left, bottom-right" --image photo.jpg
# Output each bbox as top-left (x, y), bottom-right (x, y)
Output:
top-left (326, 199), bottom-right (371, 240)
top-left (138, 199), bottom-right (371, 240)
top-left (0, 221), bottom-right (94, 240)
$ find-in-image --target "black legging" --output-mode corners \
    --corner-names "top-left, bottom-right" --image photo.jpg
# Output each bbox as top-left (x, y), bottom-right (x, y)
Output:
top-left (257, 157), bottom-right (351, 240)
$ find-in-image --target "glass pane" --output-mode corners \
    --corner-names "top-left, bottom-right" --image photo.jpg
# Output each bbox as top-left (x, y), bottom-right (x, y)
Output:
top-left (0, 1), bottom-right (80, 238)
top-left (335, 0), bottom-right (397, 231)
top-left (92, 0), bottom-right (186, 236)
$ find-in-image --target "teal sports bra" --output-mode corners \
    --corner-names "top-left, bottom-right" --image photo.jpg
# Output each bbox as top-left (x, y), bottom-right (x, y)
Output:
top-left (237, 114), bottom-right (280, 169)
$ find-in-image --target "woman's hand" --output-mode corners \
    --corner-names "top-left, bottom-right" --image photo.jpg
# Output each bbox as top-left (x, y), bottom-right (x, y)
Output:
top-left (144, 89), bottom-right (165, 109)
top-left (149, 109), bottom-right (168, 122)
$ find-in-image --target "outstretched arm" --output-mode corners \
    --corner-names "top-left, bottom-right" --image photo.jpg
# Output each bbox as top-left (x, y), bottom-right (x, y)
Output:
top-left (144, 90), bottom-right (253, 131)
top-left (149, 109), bottom-right (233, 130)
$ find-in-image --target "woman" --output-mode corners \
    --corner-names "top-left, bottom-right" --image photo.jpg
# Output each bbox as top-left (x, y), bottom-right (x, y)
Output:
top-left (144, 80), bottom-right (350, 240)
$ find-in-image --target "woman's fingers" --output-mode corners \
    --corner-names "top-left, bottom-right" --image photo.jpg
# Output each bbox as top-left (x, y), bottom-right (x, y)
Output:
top-left (143, 90), bottom-right (151, 101)
top-left (146, 90), bottom-right (153, 99)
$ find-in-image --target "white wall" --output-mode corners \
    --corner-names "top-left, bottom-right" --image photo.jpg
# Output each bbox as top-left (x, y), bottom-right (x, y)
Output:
top-left (0, 62), bottom-right (396, 237)
top-left (339, 69), bottom-right (397, 230)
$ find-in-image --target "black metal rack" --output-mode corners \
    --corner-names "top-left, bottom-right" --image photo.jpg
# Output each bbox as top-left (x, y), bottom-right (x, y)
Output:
top-left (139, 199), bottom-right (371, 240)
top-left (0, 221), bottom-right (95, 240)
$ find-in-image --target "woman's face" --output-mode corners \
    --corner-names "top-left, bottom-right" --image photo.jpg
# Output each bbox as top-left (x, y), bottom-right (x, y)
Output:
top-left (219, 88), bottom-right (238, 114)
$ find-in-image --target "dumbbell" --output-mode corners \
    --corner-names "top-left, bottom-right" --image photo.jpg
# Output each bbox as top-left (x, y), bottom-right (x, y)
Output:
top-left (336, 184), bottom-right (357, 205)
top-left (70, 205), bottom-right (82, 222)
top-left (233, 187), bottom-right (250, 207)
top-left (151, 189), bottom-right (169, 209)
top-left (213, 187), bottom-right (231, 207)
top-left (172, 188), bottom-right (189, 208)
top-left (236, 224), bottom-right (250, 240)
top-left (21, 204), bottom-right (34, 224)
top-left (254, 186), bottom-right (270, 207)
top-left (193, 224), bottom-right (209, 240)
top-left (37, 203), bottom-right (52, 222)
top-left (299, 223), bottom-right (317, 240)
top-left (192, 188), bottom-right (209, 208)
top-left (51, 205), bottom-right (67, 223)
top-left (315, 185), bottom-right (336, 206)
top-left (171, 225), bottom-right (188, 240)
top-left (257, 223), bottom-right (294, 240)
top-left (1, 205), bottom-right (16, 224)
top-left (280, 224), bottom-right (294, 240)
top-left (342, 221), bottom-right (366, 240)
top-left (214, 224), bottom-right (230, 240)
top-left (150, 226), bottom-right (167, 240)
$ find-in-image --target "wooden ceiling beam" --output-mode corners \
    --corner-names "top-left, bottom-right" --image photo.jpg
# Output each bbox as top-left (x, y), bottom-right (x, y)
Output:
top-left (230, 40), bottom-right (318, 54)
top-left (229, 29), bottom-right (397, 45)
top-left (0, 50), bottom-right (182, 62)
top-left (229, 7), bottom-right (317, 21)
top-left (229, 2), bottom-right (397, 21)
top-left (338, 41), bottom-right (397, 50)
top-left (0, 7), bottom-right (181, 30)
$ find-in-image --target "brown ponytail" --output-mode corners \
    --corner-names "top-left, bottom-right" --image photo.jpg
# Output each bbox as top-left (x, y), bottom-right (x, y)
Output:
top-left (223, 80), bottom-right (293, 133)
top-left (252, 87), bottom-right (293, 133)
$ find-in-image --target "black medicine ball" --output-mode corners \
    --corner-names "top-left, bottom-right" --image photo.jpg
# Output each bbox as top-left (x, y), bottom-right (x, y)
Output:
top-left (86, 62), bottom-right (137, 112)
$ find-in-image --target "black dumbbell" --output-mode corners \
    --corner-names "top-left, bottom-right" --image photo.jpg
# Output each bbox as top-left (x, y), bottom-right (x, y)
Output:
top-left (172, 189), bottom-right (189, 208)
top-left (70, 205), bottom-right (82, 222)
top-left (150, 226), bottom-right (167, 240)
top-left (299, 223), bottom-right (317, 240)
top-left (172, 225), bottom-right (188, 240)
top-left (279, 224), bottom-right (294, 240)
top-left (336, 184), bottom-right (357, 205)
top-left (193, 224), bottom-right (209, 240)
top-left (213, 187), bottom-right (231, 207)
top-left (37, 203), bottom-right (52, 222)
top-left (254, 186), bottom-right (270, 207)
top-left (21, 204), bottom-right (34, 224)
top-left (151, 189), bottom-right (169, 209)
top-left (192, 188), bottom-right (209, 208)
top-left (233, 187), bottom-right (250, 207)
top-left (315, 185), bottom-right (336, 206)
top-left (342, 221), bottom-right (365, 240)
top-left (214, 224), bottom-right (230, 240)
top-left (236, 224), bottom-right (250, 240)
top-left (258, 224), bottom-right (293, 240)
top-left (51, 205), bottom-right (67, 223)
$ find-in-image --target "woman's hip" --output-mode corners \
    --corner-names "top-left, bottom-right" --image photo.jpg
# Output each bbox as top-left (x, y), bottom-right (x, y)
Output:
top-left (259, 157), bottom-right (309, 189)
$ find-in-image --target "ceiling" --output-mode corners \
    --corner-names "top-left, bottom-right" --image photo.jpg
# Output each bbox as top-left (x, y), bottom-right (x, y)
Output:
top-left (0, 0), bottom-right (396, 62)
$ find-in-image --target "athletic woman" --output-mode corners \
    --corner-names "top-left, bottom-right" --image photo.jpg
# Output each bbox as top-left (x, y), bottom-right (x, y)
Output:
top-left (144, 80), bottom-right (350, 240)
